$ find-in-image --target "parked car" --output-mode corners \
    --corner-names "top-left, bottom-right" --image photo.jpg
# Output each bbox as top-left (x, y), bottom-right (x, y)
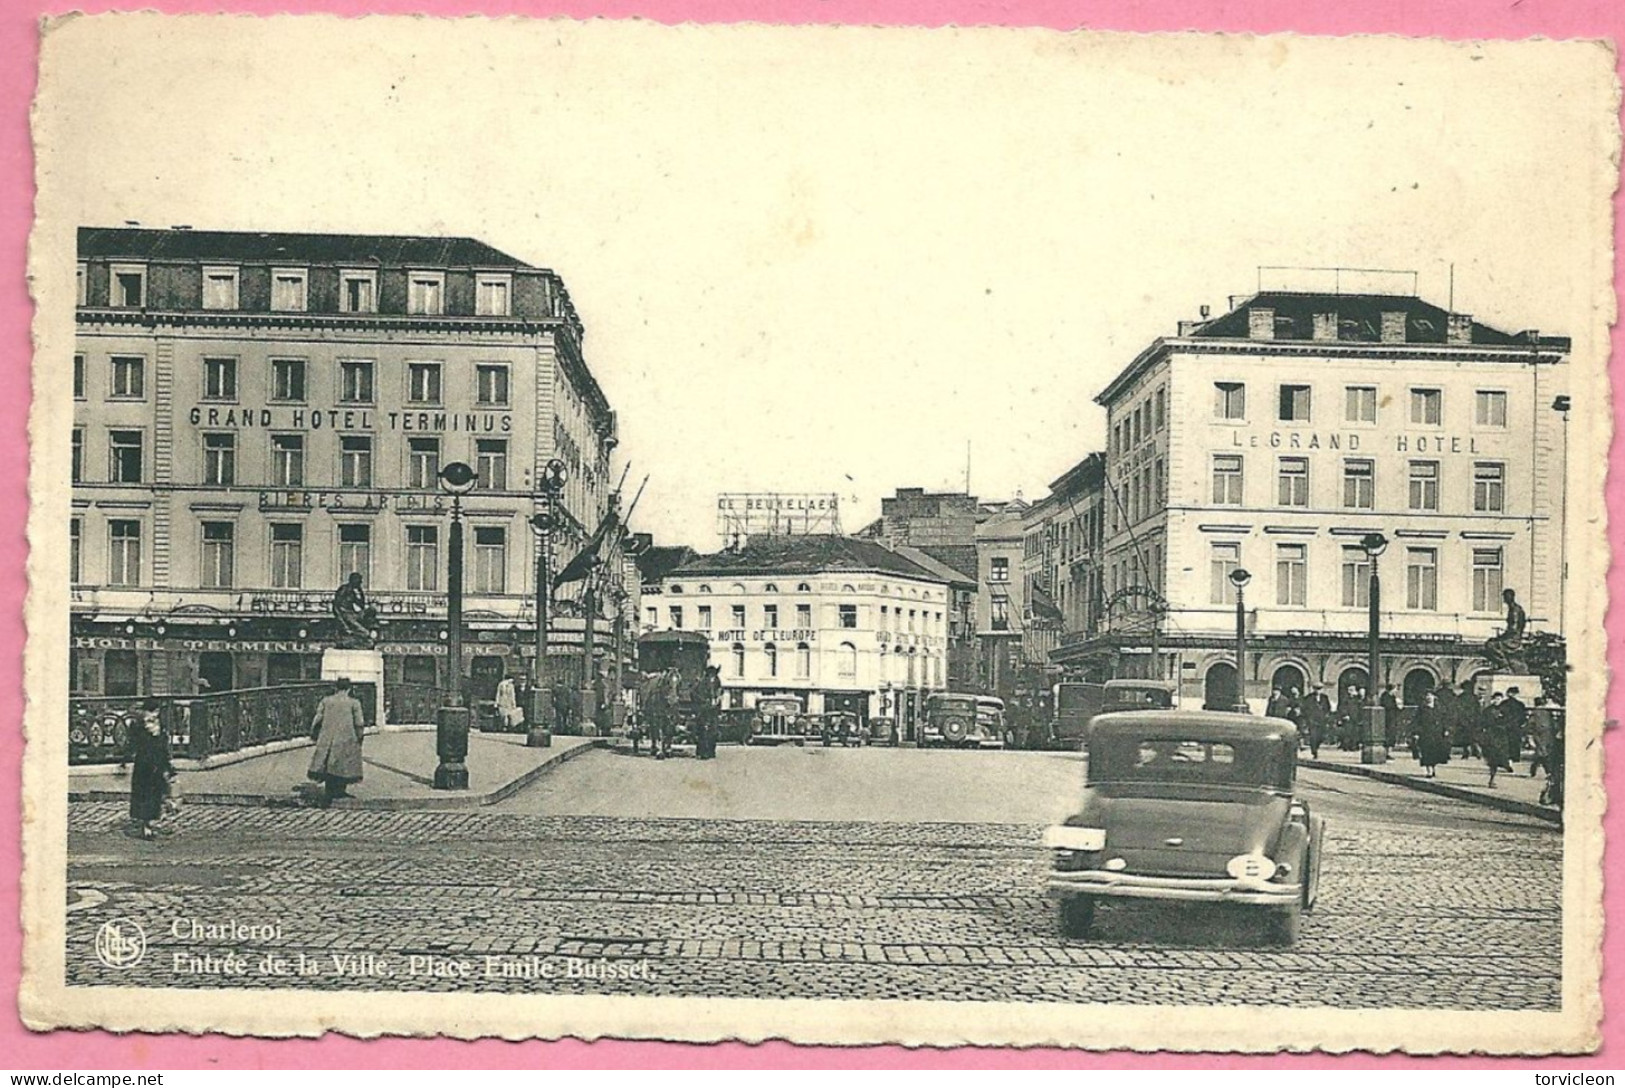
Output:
top-left (921, 692), bottom-right (1005, 749)
top-left (747, 696), bottom-right (808, 746)
top-left (1043, 710), bottom-right (1324, 945)
top-left (1052, 679), bottom-right (1178, 749)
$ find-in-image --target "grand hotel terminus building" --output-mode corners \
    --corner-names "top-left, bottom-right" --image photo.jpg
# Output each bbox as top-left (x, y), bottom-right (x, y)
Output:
top-left (1051, 287), bottom-right (1570, 712)
top-left (69, 226), bottom-right (621, 700)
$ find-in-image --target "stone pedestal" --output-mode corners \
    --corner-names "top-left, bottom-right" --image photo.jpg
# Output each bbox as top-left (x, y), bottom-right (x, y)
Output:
top-left (321, 648), bottom-right (385, 729)
top-left (435, 704), bottom-right (471, 790)
top-left (1361, 706), bottom-right (1389, 764)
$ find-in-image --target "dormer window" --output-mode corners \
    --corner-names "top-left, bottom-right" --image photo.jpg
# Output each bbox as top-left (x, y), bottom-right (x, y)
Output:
top-left (110, 263), bottom-right (146, 308)
top-left (271, 267), bottom-right (308, 312)
top-left (475, 273), bottom-right (512, 317)
top-left (202, 265), bottom-right (239, 310)
top-left (1312, 312), bottom-right (1337, 341)
top-left (340, 270), bottom-right (377, 314)
top-left (408, 271), bottom-right (445, 315)
top-left (1380, 310), bottom-right (1408, 344)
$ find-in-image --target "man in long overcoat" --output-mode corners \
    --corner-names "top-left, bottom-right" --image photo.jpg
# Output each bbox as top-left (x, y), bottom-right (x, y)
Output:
top-left (308, 677), bottom-right (366, 804)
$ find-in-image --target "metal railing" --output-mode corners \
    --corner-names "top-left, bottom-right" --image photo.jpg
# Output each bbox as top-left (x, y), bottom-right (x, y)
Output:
top-left (385, 682), bottom-right (450, 727)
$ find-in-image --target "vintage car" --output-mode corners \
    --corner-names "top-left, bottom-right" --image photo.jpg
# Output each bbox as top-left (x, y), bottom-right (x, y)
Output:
top-left (1052, 679), bottom-right (1178, 749)
top-left (921, 692), bottom-right (1005, 749)
top-left (747, 695), bottom-right (809, 746)
top-left (1043, 710), bottom-right (1324, 944)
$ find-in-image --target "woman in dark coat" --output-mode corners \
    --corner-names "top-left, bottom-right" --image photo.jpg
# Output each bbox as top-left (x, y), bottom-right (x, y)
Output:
top-left (1413, 691), bottom-right (1451, 777)
top-left (1480, 693), bottom-right (1514, 787)
top-left (122, 697), bottom-right (173, 840)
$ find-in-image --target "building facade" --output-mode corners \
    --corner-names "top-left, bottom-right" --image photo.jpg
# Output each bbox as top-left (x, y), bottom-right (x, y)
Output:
top-left (641, 536), bottom-right (954, 732)
top-left (71, 226), bottom-right (623, 701)
top-left (1053, 289), bottom-right (1569, 711)
top-left (1021, 453), bottom-right (1106, 674)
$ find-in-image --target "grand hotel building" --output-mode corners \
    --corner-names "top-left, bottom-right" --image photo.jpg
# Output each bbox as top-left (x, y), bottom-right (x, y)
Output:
top-left (1052, 289), bottom-right (1569, 711)
top-left (70, 227), bottom-right (621, 699)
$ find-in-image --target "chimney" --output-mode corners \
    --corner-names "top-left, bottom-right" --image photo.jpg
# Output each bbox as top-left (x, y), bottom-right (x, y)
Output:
top-left (1446, 313), bottom-right (1473, 345)
top-left (1199, 304), bottom-right (1211, 319)
top-left (1312, 312), bottom-right (1338, 342)
top-left (1380, 310), bottom-right (1408, 344)
top-left (1248, 308), bottom-right (1275, 340)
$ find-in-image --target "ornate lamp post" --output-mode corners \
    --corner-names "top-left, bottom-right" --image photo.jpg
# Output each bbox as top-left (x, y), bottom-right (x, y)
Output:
top-left (527, 459), bottom-right (567, 748)
top-left (1552, 395), bottom-right (1571, 633)
top-left (1228, 567), bottom-right (1252, 713)
top-left (433, 461), bottom-right (477, 790)
top-left (1360, 531), bottom-right (1389, 764)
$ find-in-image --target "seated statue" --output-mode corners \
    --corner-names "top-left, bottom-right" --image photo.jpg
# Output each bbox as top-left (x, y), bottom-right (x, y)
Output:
top-left (332, 573), bottom-right (378, 649)
top-left (1482, 587), bottom-right (1529, 672)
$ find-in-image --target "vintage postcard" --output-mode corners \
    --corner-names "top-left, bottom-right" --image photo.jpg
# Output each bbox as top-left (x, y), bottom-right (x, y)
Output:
top-left (21, 15), bottom-right (1617, 1051)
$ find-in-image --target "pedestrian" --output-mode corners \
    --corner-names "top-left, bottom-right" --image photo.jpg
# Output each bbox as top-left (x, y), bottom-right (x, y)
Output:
top-left (1503, 686), bottom-right (1529, 765)
top-left (307, 677), bottom-right (366, 805)
top-left (552, 681), bottom-right (572, 737)
top-left (495, 674), bottom-right (525, 732)
top-left (592, 672), bottom-right (610, 738)
top-left (1302, 684), bottom-right (1330, 758)
top-left (1413, 691), bottom-right (1451, 777)
top-left (1541, 710), bottom-right (1566, 808)
top-left (1528, 696), bottom-right (1556, 778)
top-left (1480, 692), bottom-right (1514, 787)
top-left (1380, 685), bottom-right (1402, 749)
top-left (690, 665), bottom-right (721, 759)
top-left (1455, 681), bottom-right (1481, 758)
top-left (1265, 686), bottom-right (1288, 720)
top-left (120, 697), bottom-right (174, 840)
top-left (627, 708), bottom-right (644, 755)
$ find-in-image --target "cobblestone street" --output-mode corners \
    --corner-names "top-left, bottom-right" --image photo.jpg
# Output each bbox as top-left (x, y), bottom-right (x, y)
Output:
top-left (64, 748), bottom-right (1561, 1009)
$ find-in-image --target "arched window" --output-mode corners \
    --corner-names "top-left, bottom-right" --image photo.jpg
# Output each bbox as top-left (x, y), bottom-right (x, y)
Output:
top-left (669, 584), bottom-right (684, 595)
top-left (796, 642), bottom-right (811, 678)
top-left (764, 643), bottom-right (778, 678)
top-left (796, 582), bottom-right (812, 593)
top-left (732, 643), bottom-right (746, 678)
top-left (837, 642), bottom-right (857, 680)
top-left (764, 583), bottom-right (779, 593)
top-left (698, 584), bottom-right (712, 594)
top-left (731, 583), bottom-right (747, 595)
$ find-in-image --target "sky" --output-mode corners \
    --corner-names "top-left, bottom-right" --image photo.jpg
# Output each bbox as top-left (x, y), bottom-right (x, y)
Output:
top-left (34, 17), bottom-right (1617, 548)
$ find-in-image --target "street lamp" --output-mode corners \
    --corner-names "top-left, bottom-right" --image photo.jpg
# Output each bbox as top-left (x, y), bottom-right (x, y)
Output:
top-left (1359, 531), bottom-right (1389, 765)
top-left (433, 460), bottom-right (476, 790)
top-left (527, 459), bottom-right (567, 748)
top-left (1228, 567), bottom-right (1251, 713)
top-left (1552, 395), bottom-right (1571, 634)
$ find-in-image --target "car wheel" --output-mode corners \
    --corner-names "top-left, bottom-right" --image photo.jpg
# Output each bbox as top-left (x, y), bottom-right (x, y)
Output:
top-left (1268, 905), bottom-right (1301, 946)
top-left (1059, 896), bottom-right (1095, 939)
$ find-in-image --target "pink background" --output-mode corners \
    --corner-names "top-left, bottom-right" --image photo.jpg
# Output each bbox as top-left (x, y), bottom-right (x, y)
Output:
top-left (1, 0), bottom-right (1620, 1069)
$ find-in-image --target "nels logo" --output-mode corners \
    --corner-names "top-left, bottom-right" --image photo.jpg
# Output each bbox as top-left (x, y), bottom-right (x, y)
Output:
top-left (93, 918), bottom-right (147, 969)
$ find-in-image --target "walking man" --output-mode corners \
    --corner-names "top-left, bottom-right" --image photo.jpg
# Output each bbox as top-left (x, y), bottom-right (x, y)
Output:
top-left (1480, 692), bottom-right (1514, 788)
top-left (307, 677), bottom-right (365, 805)
top-left (1528, 695), bottom-right (1556, 778)
top-left (1302, 684), bottom-right (1330, 758)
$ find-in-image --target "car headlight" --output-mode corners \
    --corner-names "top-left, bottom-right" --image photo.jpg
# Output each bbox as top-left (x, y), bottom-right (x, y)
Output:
top-left (1225, 853), bottom-right (1278, 883)
top-left (1042, 826), bottom-right (1107, 852)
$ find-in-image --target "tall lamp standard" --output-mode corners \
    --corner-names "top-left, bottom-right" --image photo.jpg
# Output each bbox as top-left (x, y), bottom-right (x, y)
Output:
top-left (1360, 531), bottom-right (1389, 765)
top-left (1228, 567), bottom-right (1252, 713)
top-left (1552, 395), bottom-right (1571, 633)
top-left (433, 460), bottom-right (477, 790)
top-left (527, 459), bottom-right (568, 748)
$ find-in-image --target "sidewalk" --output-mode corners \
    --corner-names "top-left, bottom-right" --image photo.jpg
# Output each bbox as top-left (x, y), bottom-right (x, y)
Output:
top-left (1301, 746), bottom-right (1560, 824)
top-left (70, 731), bottom-right (604, 810)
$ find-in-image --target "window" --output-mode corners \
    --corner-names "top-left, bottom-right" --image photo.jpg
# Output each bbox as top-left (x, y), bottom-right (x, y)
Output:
top-left (110, 264), bottom-right (145, 308)
top-left (338, 524), bottom-right (371, 581)
top-left (764, 603), bottom-right (779, 629)
top-left (1212, 454), bottom-right (1244, 505)
top-left (71, 428), bottom-right (82, 483)
top-left (731, 604), bottom-right (746, 629)
top-left (406, 526), bottom-right (439, 591)
top-left (340, 435), bottom-right (373, 488)
top-left (796, 603), bottom-right (811, 628)
top-left (475, 274), bottom-right (511, 316)
top-left (837, 642), bottom-right (857, 680)
top-left (1345, 385), bottom-right (1377, 423)
top-left (1341, 546), bottom-right (1371, 608)
top-left (200, 522), bottom-right (235, 588)
top-left (271, 268), bottom-right (308, 312)
top-left (70, 519), bottom-right (81, 584)
top-left (473, 526), bottom-right (507, 593)
top-left (1406, 548), bottom-right (1438, 610)
top-left (1343, 459), bottom-right (1374, 509)
top-left (1214, 382), bottom-right (1245, 420)
top-left (878, 605), bottom-right (889, 632)
top-left (1277, 457), bottom-right (1309, 507)
top-left (270, 523), bottom-right (303, 589)
top-left (733, 644), bottom-right (747, 678)
top-left (203, 433), bottom-right (236, 486)
top-left (1210, 541), bottom-right (1240, 604)
top-left (108, 429), bottom-right (142, 484)
top-left (1473, 462), bottom-right (1506, 513)
top-left (73, 354), bottom-right (85, 399)
top-left (475, 439), bottom-right (508, 491)
top-left (110, 356), bottom-right (144, 399)
top-left (1275, 543), bottom-right (1307, 606)
top-left (271, 358), bottom-right (306, 402)
top-left (339, 360), bottom-right (374, 403)
top-left (764, 643), bottom-right (778, 678)
top-left (203, 356), bottom-right (237, 401)
top-left (407, 362), bottom-right (443, 404)
top-left (697, 605), bottom-right (713, 630)
top-left (1475, 390), bottom-right (1508, 428)
top-left (1410, 388), bottom-right (1442, 425)
top-left (1154, 388), bottom-right (1166, 430)
top-left (1277, 384), bottom-right (1312, 422)
top-left (839, 604), bottom-right (858, 629)
top-left (991, 598), bottom-right (1011, 631)
top-left (1408, 461), bottom-right (1440, 511)
top-left (407, 272), bottom-right (445, 315)
top-left (408, 437), bottom-right (441, 489)
top-left (796, 643), bottom-right (811, 678)
top-left (108, 519), bottom-right (141, 586)
top-left (340, 270), bottom-right (377, 314)
top-left (474, 363), bottom-right (512, 407)
top-left (202, 266), bottom-right (239, 310)
top-left (270, 434), bottom-right (304, 487)
top-left (989, 556), bottom-right (1009, 583)
top-left (1472, 547), bottom-right (1505, 612)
